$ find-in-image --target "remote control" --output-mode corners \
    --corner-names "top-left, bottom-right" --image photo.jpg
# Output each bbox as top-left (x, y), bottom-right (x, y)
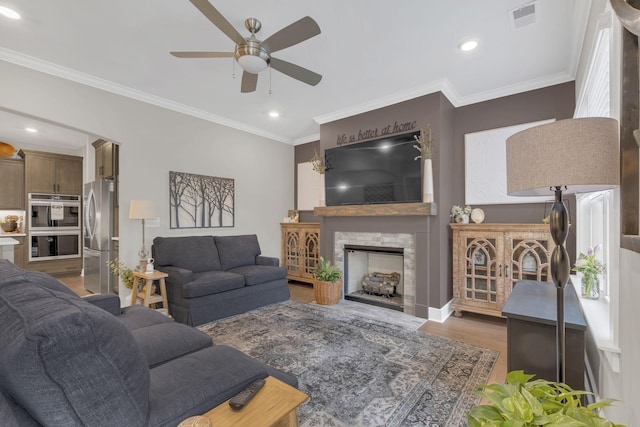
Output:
top-left (228, 378), bottom-right (266, 410)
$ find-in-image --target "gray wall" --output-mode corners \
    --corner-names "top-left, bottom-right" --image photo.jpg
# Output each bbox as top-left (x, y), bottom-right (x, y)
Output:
top-left (0, 60), bottom-right (295, 304)
top-left (295, 81), bottom-right (576, 314)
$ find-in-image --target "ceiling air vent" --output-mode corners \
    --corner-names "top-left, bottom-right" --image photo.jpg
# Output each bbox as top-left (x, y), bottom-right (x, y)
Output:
top-left (508, 2), bottom-right (536, 30)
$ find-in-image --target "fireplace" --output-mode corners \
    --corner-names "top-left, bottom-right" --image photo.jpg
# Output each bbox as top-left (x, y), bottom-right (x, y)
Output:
top-left (334, 231), bottom-right (416, 315)
top-left (344, 245), bottom-right (404, 311)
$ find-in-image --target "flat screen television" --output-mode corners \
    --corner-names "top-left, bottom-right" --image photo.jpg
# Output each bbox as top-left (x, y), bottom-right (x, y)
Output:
top-left (324, 132), bottom-right (422, 206)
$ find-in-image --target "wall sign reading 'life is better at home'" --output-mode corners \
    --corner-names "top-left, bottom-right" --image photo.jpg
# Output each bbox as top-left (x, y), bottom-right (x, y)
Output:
top-left (336, 120), bottom-right (417, 145)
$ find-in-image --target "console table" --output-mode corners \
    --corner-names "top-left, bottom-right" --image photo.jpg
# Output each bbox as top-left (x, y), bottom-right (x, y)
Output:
top-left (502, 280), bottom-right (586, 390)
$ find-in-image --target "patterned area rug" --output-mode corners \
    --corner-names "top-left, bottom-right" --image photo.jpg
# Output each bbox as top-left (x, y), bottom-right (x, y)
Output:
top-left (199, 301), bottom-right (497, 427)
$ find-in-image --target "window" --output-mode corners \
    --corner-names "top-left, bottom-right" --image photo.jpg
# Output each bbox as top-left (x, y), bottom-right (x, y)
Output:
top-left (574, 8), bottom-right (621, 374)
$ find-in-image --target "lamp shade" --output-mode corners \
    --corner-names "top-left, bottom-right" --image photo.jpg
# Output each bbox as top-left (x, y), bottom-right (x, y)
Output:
top-left (506, 117), bottom-right (619, 196)
top-left (129, 200), bottom-right (157, 220)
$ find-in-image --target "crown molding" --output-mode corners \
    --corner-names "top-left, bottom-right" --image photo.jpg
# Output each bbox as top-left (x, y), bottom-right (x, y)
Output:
top-left (0, 48), bottom-right (292, 144)
top-left (293, 133), bottom-right (320, 146)
top-left (313, 79), bottom-right (457, 125)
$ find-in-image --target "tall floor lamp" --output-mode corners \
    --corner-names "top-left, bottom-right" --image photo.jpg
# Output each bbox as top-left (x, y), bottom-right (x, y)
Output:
top-left (505, 117), bottom-right (619, 383)
top-left (129, 200), bottom-right (158, 272)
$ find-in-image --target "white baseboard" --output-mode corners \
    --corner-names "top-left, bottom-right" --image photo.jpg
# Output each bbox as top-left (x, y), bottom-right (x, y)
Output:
top-left (428, 299), bottom-right (453, 323)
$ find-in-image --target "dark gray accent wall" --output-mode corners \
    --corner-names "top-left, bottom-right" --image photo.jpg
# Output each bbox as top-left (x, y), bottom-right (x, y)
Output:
top-left (294, 140), bottom-right (320, 223)
top-left (294, 81), bottom-right (576, 315)
top-left (453, 81), bottom-right (577, 264)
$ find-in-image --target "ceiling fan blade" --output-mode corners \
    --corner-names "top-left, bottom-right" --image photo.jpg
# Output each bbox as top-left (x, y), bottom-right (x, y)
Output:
top-left (262, 16), bottom-right (321, 53)
top-left (270, 57), bottom-right (322, 86)
top-left (170, 51), bottom-right (234, 58)
top-left (189, 0), bottom-right (245, 45)
top-left (241, 72), bottom-right (258, 93)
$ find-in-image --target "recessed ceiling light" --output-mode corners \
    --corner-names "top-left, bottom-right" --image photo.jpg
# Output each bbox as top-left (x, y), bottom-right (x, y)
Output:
top-left (0, 6), bottom-right (21, 20)
top-left (269, 111), bottom-right (280, 118)
top-left (25, 127), bottom-right (38, 133)
top-left (458, 40), bottom-right (478, 52)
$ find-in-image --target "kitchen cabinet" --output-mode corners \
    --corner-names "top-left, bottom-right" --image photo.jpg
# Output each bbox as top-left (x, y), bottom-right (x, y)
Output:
top-left (12, 236), bottom-right (25, 268)
top-left (92, 139), bottom-right (118, 180)
top-left (281, 223), bottom-right (320, 284)
top-left (451, 223), bottom-right (555, 318)
top-left (19, 150), bottom-right (83, 195)
top-left (0, 158), bottom-right (25, 209)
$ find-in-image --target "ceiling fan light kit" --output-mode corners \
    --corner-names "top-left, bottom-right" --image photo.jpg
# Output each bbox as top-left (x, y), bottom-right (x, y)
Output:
top-left (171, 0), bottom-right (322, 93)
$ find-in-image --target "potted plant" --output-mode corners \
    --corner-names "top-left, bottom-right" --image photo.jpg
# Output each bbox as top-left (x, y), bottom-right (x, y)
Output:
top-left (573, 245), bottom-right (605, 300)
top-left (312, 256), bottom-right (342, 305)
top-left (451, 205), bottom-right (472, 223)
top-left (413, 124), bottom-right (435, 203)
top-left (107, 258), bottom-right (138, 290)
top-left (467, 370), bottom-right (624, 427)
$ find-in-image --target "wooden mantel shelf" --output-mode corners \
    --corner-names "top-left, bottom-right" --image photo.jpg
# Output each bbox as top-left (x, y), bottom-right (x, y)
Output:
top-left (313, 202), bottom-right (437, 217)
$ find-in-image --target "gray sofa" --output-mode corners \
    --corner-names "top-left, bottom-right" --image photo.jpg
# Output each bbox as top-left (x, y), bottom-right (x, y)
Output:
top-left (152, 234), bottom-right (289, 326)
top-left (0, 259), bottom-right (297, 427)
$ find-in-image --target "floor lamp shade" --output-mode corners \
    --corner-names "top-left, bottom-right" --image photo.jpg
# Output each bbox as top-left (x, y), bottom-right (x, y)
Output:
top-left (505, 116), bottom-right (619, 384)
top-left (506, 117), bottom-right (619, 196)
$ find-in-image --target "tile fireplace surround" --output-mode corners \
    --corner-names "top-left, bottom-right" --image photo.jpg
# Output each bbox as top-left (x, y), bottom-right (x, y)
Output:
top-left (334, 231), bottom-right (416, 315)
top-left (315, 201), bottom-right (437, 320)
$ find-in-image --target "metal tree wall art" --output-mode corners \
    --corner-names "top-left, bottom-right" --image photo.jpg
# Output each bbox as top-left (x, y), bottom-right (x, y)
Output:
top-left (169, 171), bottom-right (234, 229)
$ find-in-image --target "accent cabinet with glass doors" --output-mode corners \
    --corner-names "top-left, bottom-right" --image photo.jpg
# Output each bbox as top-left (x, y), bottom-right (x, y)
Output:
top-left (451, 223), bottom-right (555, 318)
top-left (281, 222), bottom-right (320, 284)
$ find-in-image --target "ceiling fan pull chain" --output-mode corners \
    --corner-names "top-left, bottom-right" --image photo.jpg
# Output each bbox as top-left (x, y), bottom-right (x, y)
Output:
top-left (232, 59), bottom-right (236, 79)
top-left (269, 65), bottom-right (272, 95)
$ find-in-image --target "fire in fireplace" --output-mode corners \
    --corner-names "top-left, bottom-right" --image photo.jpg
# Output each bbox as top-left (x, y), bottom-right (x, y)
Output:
top-left (343, 245), bottom-right (404, 311)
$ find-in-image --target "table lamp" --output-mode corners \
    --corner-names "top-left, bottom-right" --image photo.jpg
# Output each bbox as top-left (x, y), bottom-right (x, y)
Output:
top-left (129, 199), bottom-right (158, 272)
top-left (505, 117), bottom-right (619, 383)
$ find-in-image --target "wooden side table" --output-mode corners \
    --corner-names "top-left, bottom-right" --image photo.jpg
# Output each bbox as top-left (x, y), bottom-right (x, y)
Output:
top-left (200, 376), bottom-right (308, 427)
top-left (131, 270), bottom-right (169, 315)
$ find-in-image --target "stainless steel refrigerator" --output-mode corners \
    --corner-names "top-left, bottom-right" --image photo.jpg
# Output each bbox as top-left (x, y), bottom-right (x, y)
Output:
top-left (83, 180), bottom-right (114, 294)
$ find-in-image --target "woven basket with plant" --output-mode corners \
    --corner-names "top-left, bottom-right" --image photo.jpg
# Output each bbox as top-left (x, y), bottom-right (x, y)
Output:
top-left (312, 256), bottom-right (342, 305)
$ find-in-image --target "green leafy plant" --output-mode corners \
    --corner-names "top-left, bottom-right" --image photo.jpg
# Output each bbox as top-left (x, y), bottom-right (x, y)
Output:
top-left (573, 244), bottom-right (605, 276)
top-left (313, 256), bottom-right (341, 282)
top-left (467, 370), bottom-right (624, 427)
top-left (450, 204), bottom-right (472, 218)
top-left (107, 258), bottom-right (137, 289)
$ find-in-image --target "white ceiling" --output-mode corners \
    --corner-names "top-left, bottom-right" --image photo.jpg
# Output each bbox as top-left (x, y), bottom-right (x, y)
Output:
top-left (0, 0), bottom-right (590, 148)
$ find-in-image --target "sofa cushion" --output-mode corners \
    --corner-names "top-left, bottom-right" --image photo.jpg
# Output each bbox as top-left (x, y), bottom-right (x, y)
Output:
top-left (215, 235), bottom-right (261, 270)
top-left (130, 322), bottom-right (213, 368)
top-left (0, 260), bottom-right (76, 297)
top-left (118, 304), bottom-right (175, 330)
top-left (183, 271), bottom-right (245, 298)
top-left (0, 281), bottom-right (150, 427)
top-left (153, 236), bottom-right (221, 273)
top-left (0, 390), bottom-right (40, 427)
top-left (147, 345), bottom-right (269, 427)
top-left (228, 264), bottom-right (288, 286)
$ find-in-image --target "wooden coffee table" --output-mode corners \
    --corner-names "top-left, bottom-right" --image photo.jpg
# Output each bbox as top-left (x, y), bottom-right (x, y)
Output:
top-left (201, 376), bottom-right (308, 427)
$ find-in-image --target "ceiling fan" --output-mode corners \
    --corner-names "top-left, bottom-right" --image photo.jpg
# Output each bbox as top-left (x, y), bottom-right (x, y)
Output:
top-left (171, 0), bottom-right (322, 93)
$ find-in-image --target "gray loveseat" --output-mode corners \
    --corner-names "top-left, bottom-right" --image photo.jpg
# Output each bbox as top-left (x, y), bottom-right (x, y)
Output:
top-left (152, 234), bottom-right (289, 326)
top-left (0, 260), bottom-right (297, 427)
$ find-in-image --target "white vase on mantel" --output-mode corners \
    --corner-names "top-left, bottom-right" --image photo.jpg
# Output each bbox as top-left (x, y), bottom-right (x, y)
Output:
top-left (422, 158), bottom-right (434, 203)
top-left (319, 173), bottom-right (326, 207)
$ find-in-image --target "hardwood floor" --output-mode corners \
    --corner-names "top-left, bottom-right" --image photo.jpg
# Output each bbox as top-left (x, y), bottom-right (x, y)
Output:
top-left (59, 277), bottom-right (507, 384)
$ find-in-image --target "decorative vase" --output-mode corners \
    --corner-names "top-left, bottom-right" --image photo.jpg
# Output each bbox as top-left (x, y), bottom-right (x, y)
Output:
top-left (455, 214), bottom-right (470, 224)
top-left (581, 272), bottom-right (600, 300)
top-left (319, 173), bottom-right (326, 207)
top-left (422, 158), bottom-right (434, 203)
top-left (313, 279), bottom-right (342, 305)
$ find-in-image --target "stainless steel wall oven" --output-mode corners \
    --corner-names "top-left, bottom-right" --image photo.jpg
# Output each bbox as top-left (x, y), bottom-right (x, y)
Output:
top-left (28, 193), bottom-right (81, 261)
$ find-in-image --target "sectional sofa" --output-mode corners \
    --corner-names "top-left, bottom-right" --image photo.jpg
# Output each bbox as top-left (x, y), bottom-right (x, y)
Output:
top-left (0, 259), bottom-right (297, 427)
